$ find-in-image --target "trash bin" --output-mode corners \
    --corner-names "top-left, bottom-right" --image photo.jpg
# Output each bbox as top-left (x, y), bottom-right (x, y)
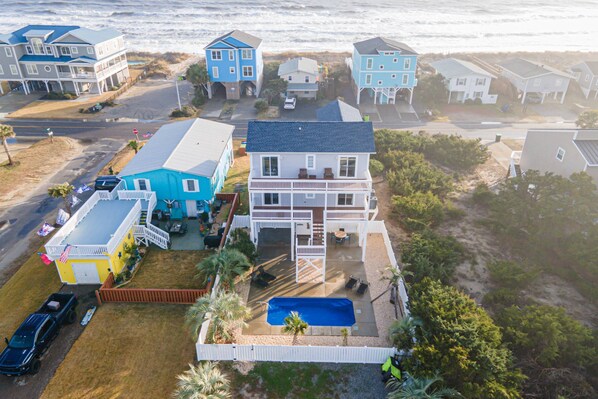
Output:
top-left (363, 115), bottom-right (370, 122)
top-left (495, 134), bottom-right (502, 143)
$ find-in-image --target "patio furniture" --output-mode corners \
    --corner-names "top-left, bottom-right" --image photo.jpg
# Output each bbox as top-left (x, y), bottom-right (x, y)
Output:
top-left (356, 281), bottom-right (369, 295)
top-left (334, 231), bottom-right (348, 246)
top-left (298, 168), bottom-right (308, 179)
top-left (308, 174), bottom-right (316, 179)
top-left (169, 222), bottom-right (183, 234)
top-left (213, 198), bottom-right (223, 212)
top-left (345, 275), bottom-right (359, 289)
top-left (251, 273), bottom-right (269, 288)
top-left (203, 234), bottom-right (222, 249)
top-left (179, 222), bottom-right (188, 235)
top-left (324, 168), bottom-right (334, 179)
top-left (257, 266), bottom-right (276, 282)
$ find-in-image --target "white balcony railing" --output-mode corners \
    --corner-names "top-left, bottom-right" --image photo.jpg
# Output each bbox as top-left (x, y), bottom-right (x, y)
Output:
top-left (58, 71), bottom-right (96, 79)
top-left (296, 245), bottom-right (326, 256)
top-left (249, 176), bottom-right (372, 193)
top-left (325, 209), bottom-right (369, 221)
top-left (251, 209), bottom-right (312, 221)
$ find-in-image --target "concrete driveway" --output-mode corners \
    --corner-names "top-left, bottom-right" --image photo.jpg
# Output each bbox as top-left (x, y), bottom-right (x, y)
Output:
top-left (99, 78), bottom-right (194, 121)
top-left (231, 97), bottom-right (257, 120)
top-left (528, 103), bottom-right (579, 122)
top-left (0, 92), bottom-right (42, 118)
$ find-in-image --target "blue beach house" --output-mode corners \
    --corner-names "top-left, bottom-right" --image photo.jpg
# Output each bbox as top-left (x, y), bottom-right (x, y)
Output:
top-left (204, 30), bottom-right (263, 100)
top-left (118, 118), bottom-right (234, 219)
top-left (351, 37), bottom-right (418, 105)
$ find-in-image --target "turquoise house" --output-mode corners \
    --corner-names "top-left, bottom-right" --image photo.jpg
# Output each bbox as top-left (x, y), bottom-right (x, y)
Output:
top-left (204, 30), bottom-right (263, 100)
top-left (118, 118), bottom-right (234, 219)
top-left (351, 37), bottom-right (418, 105)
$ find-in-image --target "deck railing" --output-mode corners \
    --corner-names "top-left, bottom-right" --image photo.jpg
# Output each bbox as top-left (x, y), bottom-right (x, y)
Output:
top-left (251, 209), bottom-right (312, 221)
top-left (249, 177), bottom-right (371, 193)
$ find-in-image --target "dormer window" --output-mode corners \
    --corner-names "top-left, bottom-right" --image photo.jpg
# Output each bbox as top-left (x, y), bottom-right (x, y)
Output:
top-left (45, 46), bottom-right (52, 55)
top-left (31, 38), bottom-right (44, 54)
top-left (61, 47), bottom-right (71, 56)
top-left (25, 46), bottom-right (33, 55)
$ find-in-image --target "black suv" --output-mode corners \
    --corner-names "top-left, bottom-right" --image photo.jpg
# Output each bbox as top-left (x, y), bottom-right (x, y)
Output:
top-left (94, 175), bottom-right (121, 191)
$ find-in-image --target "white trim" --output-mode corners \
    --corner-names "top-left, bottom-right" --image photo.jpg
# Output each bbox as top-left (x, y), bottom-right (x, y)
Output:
top-left (337, 155), bottom-right (358, 178)
top-left (556, 147), bottom-right (565, 162)
top-left (44, 65), bottom-right (52, 73)
top-left (133, 178), bottom-right (151, 191)
top-left (212, 66), bottom-right (219, 79)
top-left (260, 155), bottom-right (280, 178)
top-left (263, 193), bottom-right (280, 206)
top-left (4, 47), bottom-right (12, 57)
top-left (305, 154), bottom-right (316, 170)
top-left (211, 50), bottom-right (222, 60)
top-left (182, 179), bottom-right (200, 193)
top-left (0, 65), bottom-right (3, 75)
top-left (336, 193), bottom-right (354, 206)
top-left (228, 50), bottom-right (234, 61)
top-left (87, 47), bottom-right (94, 54)
top-left (366, 58), bottom-right (373, 70)
top-left (242, 65), bottom-right (253, 78)
top-left (9, 65), bottom-right (18, 75)
top-left (229, 67), bottom-right (235, 74)
top-left (404, 58), bottom-right (411, 70)
top-left (71, 47), bottom-right (78, 54)
top-left (365, 74), bottom-right (372, 85)
top-left (241, 49), bottom-right (253, 60)
top-left (26, 64), bottom-right (38, 75)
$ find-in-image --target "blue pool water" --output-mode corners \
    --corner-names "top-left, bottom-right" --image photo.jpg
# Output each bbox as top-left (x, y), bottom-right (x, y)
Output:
top-left (267, 297), bottom-right (356, 327)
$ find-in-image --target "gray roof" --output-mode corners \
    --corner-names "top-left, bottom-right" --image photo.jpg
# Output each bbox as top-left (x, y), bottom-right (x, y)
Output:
top-left (317, 100), bottom-right (362, 122)
top-left (278, 57), bottom-right (319, 76)
top-left (499, 58), bottom-right (574, 79)
top-left (0, 25), bottom-right (121, 46)
top-left (353, 37), bottom-right (417, 55)
top-left (62, 200), bottom-right (136, 246)
top-left (575, 139), bottom-right (598, 165)
top-left (119, 118), bottom-right (234, 178)
top-left (582, 61), bottom-right (598, 75)
top-left (430, 58), bottom-right (496, 79)
top-left (205, 30), bottom-right (262, 49)
top-left (59, 27), bottom-right (122, 45)
top-left (246, 121), bottom-right (375, 153)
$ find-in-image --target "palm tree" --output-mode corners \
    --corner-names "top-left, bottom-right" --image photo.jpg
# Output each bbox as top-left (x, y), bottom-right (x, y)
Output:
top-left (195, 249), bottom-right (251, 291)
top-left (0, 124), bottom-right (16, 165)
top-left (185, 290), bottom-right (251, 343)
top-left (387, 376), bottom-right (461, 399)
top-left (371, 266), bottom-right (413, 318)
top-left (173, 362), bottom-right (230, 399)
top-left (388, 317), bottom-right (420, 351)
top-left (127, 140), bottom-right (139, 153)
top-left (48, 182), bottom-right (75, 214)
top-left (281, 311), bottom-right (308, 345)
top-left (186, 64), bottom-right (210, 95)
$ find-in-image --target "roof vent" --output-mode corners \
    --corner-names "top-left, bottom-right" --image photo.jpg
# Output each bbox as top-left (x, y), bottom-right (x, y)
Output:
top-left (298, 127), bottom-right (302, 131)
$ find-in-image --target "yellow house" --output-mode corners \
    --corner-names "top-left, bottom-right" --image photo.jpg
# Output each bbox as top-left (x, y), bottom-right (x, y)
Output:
top-left (45, 189), bottom-right (170, 284)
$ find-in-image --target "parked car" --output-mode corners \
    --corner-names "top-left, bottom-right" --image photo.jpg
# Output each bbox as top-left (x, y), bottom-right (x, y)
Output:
top-left (283, 97), bottom-right (297, 110)
top-left (0, 293), bottom-right (77, 376)
top-left (94, 175), bottom-right (121, 191)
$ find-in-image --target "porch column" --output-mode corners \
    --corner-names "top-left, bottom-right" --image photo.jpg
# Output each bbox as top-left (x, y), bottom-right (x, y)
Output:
top-left (207, 82), bottom-right (213, 99)
top-left (409, 88), bottom-right (414, 104)
top-left (0, 83), bottom-right (4, 95)
top-left (44, 80), bottom-right (50, 93)
top-left (447, 90), bottom-right (451, 104)
top-left (560, 91), bottom-right (566, 104)
top-left (541, 92), bottom-right (546, 103)
top-left (57, 80), bottom-right (63, 92)
top-left (356, 86), bottom-right (361, 105)
top-left (73, 81), bottom-right (80, 96)
top-left (521, 90), bottom-right (527, 104)
top-left (361, 223), bottom-right (368, 262)
top-left (97, 80), bottom-right (103, 94)
top-left (554, 91), bottom-right (558, 100)
top-left (291, 223), bottom-right (295, 262)
top-left (109, 74), bottom-right (114, 88)
top-left (22, 80), bottom-right (29, 95)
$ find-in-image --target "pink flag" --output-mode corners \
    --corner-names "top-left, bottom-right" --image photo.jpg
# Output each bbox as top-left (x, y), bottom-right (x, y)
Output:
top-left (37, 252), bottom-right (54, 265)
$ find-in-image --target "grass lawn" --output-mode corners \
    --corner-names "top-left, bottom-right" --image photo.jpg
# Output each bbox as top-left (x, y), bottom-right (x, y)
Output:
top-left (41, 303), bottom-right (194, 399)
top-left (223, 139), bottom-right (250, 214)
top-left (98, 143), bottom-right (137, 175)
top-left (0, 243), bottom-right (62, 351)
top-left (125, 249), bottom-right (210, 289)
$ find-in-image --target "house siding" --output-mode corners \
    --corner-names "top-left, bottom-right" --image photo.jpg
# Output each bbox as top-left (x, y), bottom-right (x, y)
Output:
top-left (445, 73), bottom-right (497, 104)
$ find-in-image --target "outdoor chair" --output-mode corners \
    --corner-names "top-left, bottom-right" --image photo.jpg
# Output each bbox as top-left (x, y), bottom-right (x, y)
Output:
top-left (257, 266), bottom-right (277, 282)
top-left (324, 168), bottom-right (334, 179)
top-left (356, 281), bottom-right (369, 295)
top-left (298, 168), bottom-right (308, 179)
top-left (345, 275), bottom-right (359, 289)
top-left (251, 273), bottom-right (269, 288)
top-left (180, 222), bottom-right (188, 235)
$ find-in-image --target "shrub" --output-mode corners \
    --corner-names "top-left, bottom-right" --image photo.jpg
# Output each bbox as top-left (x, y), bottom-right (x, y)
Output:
top-left (487, 260), bottom-right (536, 289)
top-left (191, 87), bottom-right (206, 107)
top-left (473, 97), bottom-right (483, 105)
top-left (402, 230), bottom-right (465, 284)
top-left (464, 98), bottom-right (474, 105)
top-left (374, 129), bottom-right (430, 157)
top-left (392, 192), bottom-right (444, 231)
top-left (145, 59), bottom-right (170, 78)
top-left (386, 157), bottom-right (453, 198)
top-left (42, 91), bottom-right (77, 100)
top-left (424, 134), bottom-right (489, 171)
top-left (369, 159), bottom-right (384, 177)
top-left (443, 201), bottom-right (466, 220)
top-left (170, 105), bottom-right (196, 118)
top-left (254, 99), bottom-right (269, 113)
top-left (472, 182), bottom-right (493, 205)
top-left (483, 288), bottom-right (519, 309)
top-left (227, 229), bottom-right (258, 264)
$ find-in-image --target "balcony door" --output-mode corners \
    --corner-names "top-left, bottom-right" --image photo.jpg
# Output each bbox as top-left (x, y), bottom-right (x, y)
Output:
top-left (261, 155), bottom-right (279, 177)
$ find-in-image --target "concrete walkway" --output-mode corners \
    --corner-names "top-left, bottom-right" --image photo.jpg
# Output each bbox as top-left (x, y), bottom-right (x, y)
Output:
top-left (487, 140), bottom-right (515, 170)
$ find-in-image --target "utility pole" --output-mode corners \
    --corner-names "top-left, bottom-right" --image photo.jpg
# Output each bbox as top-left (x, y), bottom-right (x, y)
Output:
top-left (175, 75), bottom-right (186, 110)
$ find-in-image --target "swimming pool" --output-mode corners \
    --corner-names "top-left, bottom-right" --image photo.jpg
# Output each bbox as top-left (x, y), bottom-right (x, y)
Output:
top-left (267, 297), bottom-right (356, 327)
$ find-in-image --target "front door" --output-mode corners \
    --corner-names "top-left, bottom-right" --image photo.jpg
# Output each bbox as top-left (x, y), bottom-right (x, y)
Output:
top-left (72, 263), bottom-right (100, 284)
top-left (186, 200), bottom-right (198, 218)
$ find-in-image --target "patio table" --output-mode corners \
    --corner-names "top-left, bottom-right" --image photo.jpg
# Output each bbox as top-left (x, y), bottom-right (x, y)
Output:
top-left (169, 223), bottom-right (182, 233)
top-left (334, 231), bottom-right (347, 239)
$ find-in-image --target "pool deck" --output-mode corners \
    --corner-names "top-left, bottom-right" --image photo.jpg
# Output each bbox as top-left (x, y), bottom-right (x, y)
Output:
top-left (237, 233), bottom-right (402, 347)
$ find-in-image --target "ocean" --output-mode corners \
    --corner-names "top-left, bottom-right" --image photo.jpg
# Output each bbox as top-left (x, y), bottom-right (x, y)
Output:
top-left (1, 0), bottom-right (598, 54)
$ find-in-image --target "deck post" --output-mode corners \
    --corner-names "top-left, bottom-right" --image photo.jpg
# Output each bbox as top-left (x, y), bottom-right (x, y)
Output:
top-left (361, 225), bottom-right (368, 263)
top-left (291, 223), bottom-right (295, 261)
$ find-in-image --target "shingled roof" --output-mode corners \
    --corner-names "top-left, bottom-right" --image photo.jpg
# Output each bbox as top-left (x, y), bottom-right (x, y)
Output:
top-left (205, 30), bottom-right (262, 49)
top-left (353, 37), bottom-right (417, 55)
top-left (317, 100), bottom-right (362, 122)
top-left (499, 58), bottom-right (573, 79)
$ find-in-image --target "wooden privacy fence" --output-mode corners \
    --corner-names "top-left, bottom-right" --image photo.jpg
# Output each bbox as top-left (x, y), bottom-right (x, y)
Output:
top-left (215, 193), bottom-right (239, 249)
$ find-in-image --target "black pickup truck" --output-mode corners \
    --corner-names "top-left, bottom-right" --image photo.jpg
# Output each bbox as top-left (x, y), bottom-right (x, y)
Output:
top-left (0, 293), bottom-right (77, 376)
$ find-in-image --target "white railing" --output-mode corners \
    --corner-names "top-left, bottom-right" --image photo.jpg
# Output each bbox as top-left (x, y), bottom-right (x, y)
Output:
top-left (325, 209), bottom-right (369, 221)
top-left (197, 344), bottom-right (396, 364)
top-left (251, 209), bottom-right (312, 221)
top-left (96, 60), bottom-right (128, 80)
top-left (58, 71), bottom-right (96, 79)
top-left (509, 151), bottom-right (522, 178)
top-left (134, 223), bottom-right (170, 249)
top-left (296, 244), bottom-right (326, 256)
top-left (249, 177), bottom-right (371, 193)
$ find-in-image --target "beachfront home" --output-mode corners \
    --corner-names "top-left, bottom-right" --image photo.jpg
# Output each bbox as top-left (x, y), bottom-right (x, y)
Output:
top-left (0, 25), bottom-right (129, 95)
top-left (277, 57), bottom-right (319, 99)
top-left (44, 190), bottom-right (169, 284)
top-left (118, 118), bottom-right (234, 219)
top-left (246, 121), bottom-right (376, 283)
top-left (350, 37), bottom-right (418, 105)
top-left (497, 58), bottom-right (573, 104)
top-left (569, 61), bottom-right (598, 100)
top-left (204, 30), bottom-right (263, 100)
top-left (316, 99), bottom-right (362, 121)
top-left (430, 58), bottom-right (497, 104)
top-left (514, 129), bottom-right (598, 182)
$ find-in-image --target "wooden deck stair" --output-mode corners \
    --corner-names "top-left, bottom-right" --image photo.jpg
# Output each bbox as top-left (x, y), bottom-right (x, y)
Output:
top-left (139, 210), bottom-right (148, 226)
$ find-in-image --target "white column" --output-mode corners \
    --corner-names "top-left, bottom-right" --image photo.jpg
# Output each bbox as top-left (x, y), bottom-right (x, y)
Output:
top-left (361, 223), bottom-right (368, 262)
top-left (23, 81), bottom-right (29, 95)
top-left (57, 80), bottom-right (63, 92)
top-left (541, 92), bottom-right (546, 103)
top-left (291, 223), bottom-right (295, 262)
top-left (0, 83), bottom-right (4, 95)
top-left (207, 82), bottom-right (213, 99)
top-left (409, 88), bottom-right (414, 104)
top-left (447, 90), bottom-right (451, 104)
top-left (521, 90), bottom-right (527, 104)
top-left (560, 91), bottom-right (566, 104)
top-left (44, 81), bottom-right (49, 93)
top-left (109, 74), bottom-right (114, 88)
top-left (356, 86), bottom-right (361, 104)
top-left (73, 81), bottom-right (80, 96)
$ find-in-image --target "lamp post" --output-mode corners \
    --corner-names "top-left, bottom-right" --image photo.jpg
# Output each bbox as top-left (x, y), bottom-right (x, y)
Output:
top-left (175, 75), bottom-right (186, 111)
top-left (46, 128), bottom-right (54, 143)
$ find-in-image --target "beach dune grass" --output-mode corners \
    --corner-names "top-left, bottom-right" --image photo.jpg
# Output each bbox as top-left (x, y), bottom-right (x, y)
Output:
top-left (41, 303), bottom-right (194, 399)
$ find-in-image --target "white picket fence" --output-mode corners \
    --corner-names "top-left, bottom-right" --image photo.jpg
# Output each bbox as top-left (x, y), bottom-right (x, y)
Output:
top-left (197, 343), bottom-right (396, 364)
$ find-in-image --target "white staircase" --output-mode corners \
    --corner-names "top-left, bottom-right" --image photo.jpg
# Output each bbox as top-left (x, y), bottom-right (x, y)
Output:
top-left (295, 219), bottom-right (327, 283)
top-left (134, 223), bottom-right (170, 249)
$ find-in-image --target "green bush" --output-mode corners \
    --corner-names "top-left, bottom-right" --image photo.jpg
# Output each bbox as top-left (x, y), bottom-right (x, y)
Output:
top-left (227, 228), bottom-right (258, 264)
top-left (254, 99), bottom-right (269, 113)
top-left (402, 230), bottom-right (465, 284)
top-left (374, 129), bottom-right (430, 158)
top-left (472, 182), bottom-right (493, 205)
top-left (443, 201), bottom-right (466, 220)
top-left (191, 87), bottom-right (206, 107)
top-left (464, 98), bottom-right (474, 105)
top-left (170, 105), bottom-right (196, 118)
top-left (386, 159), bottom-right (453, 198)
top-left (392, 192), bottom-right (444, 231)
top-left (42, 91), bottom-right (77, 100)
top-left (424, 134), bottom-right (489, 171)
top-left (369, 159), bottom-right (384, 177)
top-left (487, 260), bottom-right (536, 289)
top-left (483, 288), bottom-right (519, 309)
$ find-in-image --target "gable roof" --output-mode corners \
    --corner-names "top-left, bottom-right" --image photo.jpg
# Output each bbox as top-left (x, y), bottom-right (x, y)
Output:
top-left (580, 61), bottom-right (598, 75)
top-left (317, 100), bottom-right (362, 122)
top-left (0, 25), bottom-right (80, 45)
top-left (353, 37), bottom-right (417, 56)
top-left (498, 58), bottom-right (574, 79)
top-left (574, 137), bottom-right (598, 165)
top-left (119, 119), bottom-right (234, 178)
top-left (278, 57), bottom-right (318, 76)
top-left (430, 58), bottom-right (496, 79)
top-left (205, 30), bottom-right (262, 49)
top-left (246, 121), bottom-right (375, 153)
top-left (54, 27), bottom-right (122, 45)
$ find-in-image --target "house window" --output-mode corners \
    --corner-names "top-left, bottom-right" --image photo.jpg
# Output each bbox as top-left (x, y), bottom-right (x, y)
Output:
top-left (365, 74), bottom-right (372, 85)
top-left (366, 58), bottom-right (373, 69)
top-left (5, 47), bottom-right (12, 57)
top-left (556, 147), bottom-right (565, 162)
top-left (306, 193), bottom-right (315, 199)
top-left (306, 154), bottom-right (316, 170)
top-left (261, 156), bottom-right (279, 177)
top-left (337, 193), bottom-right (354, 206)
top-left (241, 49), bottom-right (252, 60)
top-left (87, 47), bottom-right (94, 54)
top-left (228, 50), bottom-right (234, 61)
top-left (25, 46), bottom-right (33, 55)
top-left (135, 179), bottom-right (151, 191)
top-left (60, 47), bottom-right (71, 56)
top-left (456, 78), bottom-right (466, 86)
top-left (402, 74), bottom-right (408, 85)
top-left (533, 78), bottom-right (541, 87)
top-left (230, 67), bottom-right (235, 74)
top-left (339, 156), bottom-right (357, 178)
top-left (212, 66), bottom-right (219, 79)
top-left (263, 193), bottom-right (279, 205)
top-left (183, 179), bottom-right (199, 192)
top-left (242, 66), bottom-right (253, 77)
top-left (46, 46), bottom-right (52, 55)
top-left (404, 58), bottom-right (411, 69)
top-left (379, 65), bottom-right (384, 70)
top-left (473, 91), bottom-right (483, 99)
top-left (71, 47), bottom-right (78, 54)
top-left (475, 78), bottom-right (486, 85)
top-left (211, 50), bottom-right (222, 60)
top-left (305, 75), bottom-right (309, 83)
top-left (26, 64), bottom-right (38, 75)
top-left (44, 65), bottom-right (52, 72)
top-left (304, 91), bottom-right (309, 94)
top-left (31, 38), bottom-right (44, 54)
top-left (288, 75), bottom-right (292, 81)
top-left (10, 65), bottom-right (17, 75)
top-left (0, 65), bottom-right (3, 75)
